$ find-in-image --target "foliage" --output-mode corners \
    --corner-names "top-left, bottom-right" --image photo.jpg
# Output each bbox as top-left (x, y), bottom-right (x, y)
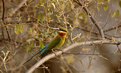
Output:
top-left (0, 0), bottom-right (121, 73)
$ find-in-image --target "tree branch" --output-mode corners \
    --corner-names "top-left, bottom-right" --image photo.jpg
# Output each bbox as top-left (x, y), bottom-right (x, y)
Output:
top-left (1, 0), bottom-right (11, 41)
top-left (10, 0), bottom-right (28, 17)
top-left (1, 0), bottom-right (5, 21)
top-left (26, 39), bottom-right (120, 73)
top-left (73, 0), bottom-right (105, 39)
top-left (1, 0), bottom-right (5, 39)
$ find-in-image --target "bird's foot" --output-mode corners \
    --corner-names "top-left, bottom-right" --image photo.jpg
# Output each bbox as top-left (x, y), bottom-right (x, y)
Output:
top-left (51, 49), bottom-right (57, 56)
top-left (52, 49), bottom-right (64, 55)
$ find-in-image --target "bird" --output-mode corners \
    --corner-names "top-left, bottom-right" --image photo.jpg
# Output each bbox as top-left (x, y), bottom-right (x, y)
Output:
top-left (24, 27), bottom-right (67, 64)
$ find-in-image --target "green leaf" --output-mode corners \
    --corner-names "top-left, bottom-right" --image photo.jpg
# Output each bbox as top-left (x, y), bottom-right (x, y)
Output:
top-left (111, 11), bottom-right (116, 18)
top-left (111, 10), bottom-right (120, 18)
top-left (37, 14), bottom-right (41, 21)
top-left (47, 28), bottom-right (50, 33)
top-left (104, 5), bottom-right (108, 11)
top-left (52, 32), bottom-right (56, 36)
top-left (36, 38), bottom-right (41, 41)
top-left (98, 0), bottom-right (103, 4)
top-left (26, 46), bottom-right (30, 52)
top-left (97, 7), bottom-right (100, 11)
top-left (36, 37), bottom-right (44, 48)
top-left (29, 28), bottom-right (32, 33)
top-left (26, 44), bottom-right (34, 52)
top-left (14, 24), bottom-right (19, 34)
top-left (116, 10), bottom-right (120, 17)
top-left (119, 1), bottom-right (121, 8)
top-left (30, 43), bottom-right (34, 48)
top-left (20, 24), bottom-right (23, 33)
top-left (39, 41), bottom-right (44, 48)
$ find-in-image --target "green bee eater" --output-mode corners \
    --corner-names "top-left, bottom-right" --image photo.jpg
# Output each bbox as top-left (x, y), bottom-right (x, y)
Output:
top-left (24, 27), bottom-right (67, 64)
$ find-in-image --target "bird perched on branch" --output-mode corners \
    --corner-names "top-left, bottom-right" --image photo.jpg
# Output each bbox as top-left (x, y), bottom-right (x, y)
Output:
top-left (24, 27), bottom-right (67, 64)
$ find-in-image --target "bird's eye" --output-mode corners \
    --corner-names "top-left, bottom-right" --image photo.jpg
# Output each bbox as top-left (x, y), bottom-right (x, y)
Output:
top-left (59, 28), bottom-right (67, 32)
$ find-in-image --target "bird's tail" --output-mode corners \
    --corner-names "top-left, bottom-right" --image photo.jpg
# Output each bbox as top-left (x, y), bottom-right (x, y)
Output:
top-left (23, 45), bottom-right (47, 64)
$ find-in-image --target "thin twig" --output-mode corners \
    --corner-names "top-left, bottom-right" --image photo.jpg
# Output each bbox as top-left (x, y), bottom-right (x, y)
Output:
top-left (5, 26), bottom-right (11, 41)
top-left (104, 24), bottom-right (121, 32)
top-left (1, 0), bottom-right (11, 41)
top-left (1, 0), bottom-right (5, 39)
top-left (117, 44), bottom-right (121, 53)
top-left (26, 39), bottom-right (121, 73)
top-left (73, 0), bottom-right (104, 39)
top-left (10, 0), bottom-right (28, 17)
top-left (1, 0), bottom-right (5, 21)
top-left (70, 25), bottom-right (74, 43)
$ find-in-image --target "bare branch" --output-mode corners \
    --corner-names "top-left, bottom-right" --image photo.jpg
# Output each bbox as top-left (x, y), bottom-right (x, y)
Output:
top-left (1, 0), bottom-right (5, 21)
top-left (104, 24), bottom-right (121, 32)
top-left (73, 0), bottom-right (105, 39)
top-left (26, 39), bottom-right (120, 73)
top-left (10, 0), bottom-right (28, 17)
top-left (1, 0), bottom-right (11, 41)
top-left (1, 0), bottom-right (5, 39)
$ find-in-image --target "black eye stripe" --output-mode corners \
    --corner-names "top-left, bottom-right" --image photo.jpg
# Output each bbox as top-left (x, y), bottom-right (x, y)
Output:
top-left (59, 29), bottom-right (67, 32)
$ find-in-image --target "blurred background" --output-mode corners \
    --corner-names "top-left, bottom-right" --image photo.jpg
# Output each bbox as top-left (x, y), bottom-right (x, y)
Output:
top-left (0, 0), bottom-right (121, 73)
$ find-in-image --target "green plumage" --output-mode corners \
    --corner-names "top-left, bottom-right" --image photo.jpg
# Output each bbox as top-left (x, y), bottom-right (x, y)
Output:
top-left (24, 27), bottom-right (67, 64)
top-left (47, 35), bottom-right (65, 50)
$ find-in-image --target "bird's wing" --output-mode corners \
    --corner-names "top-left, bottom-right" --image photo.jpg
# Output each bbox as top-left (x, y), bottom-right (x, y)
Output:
top-left (46, 36), bottom-right (61, 50)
